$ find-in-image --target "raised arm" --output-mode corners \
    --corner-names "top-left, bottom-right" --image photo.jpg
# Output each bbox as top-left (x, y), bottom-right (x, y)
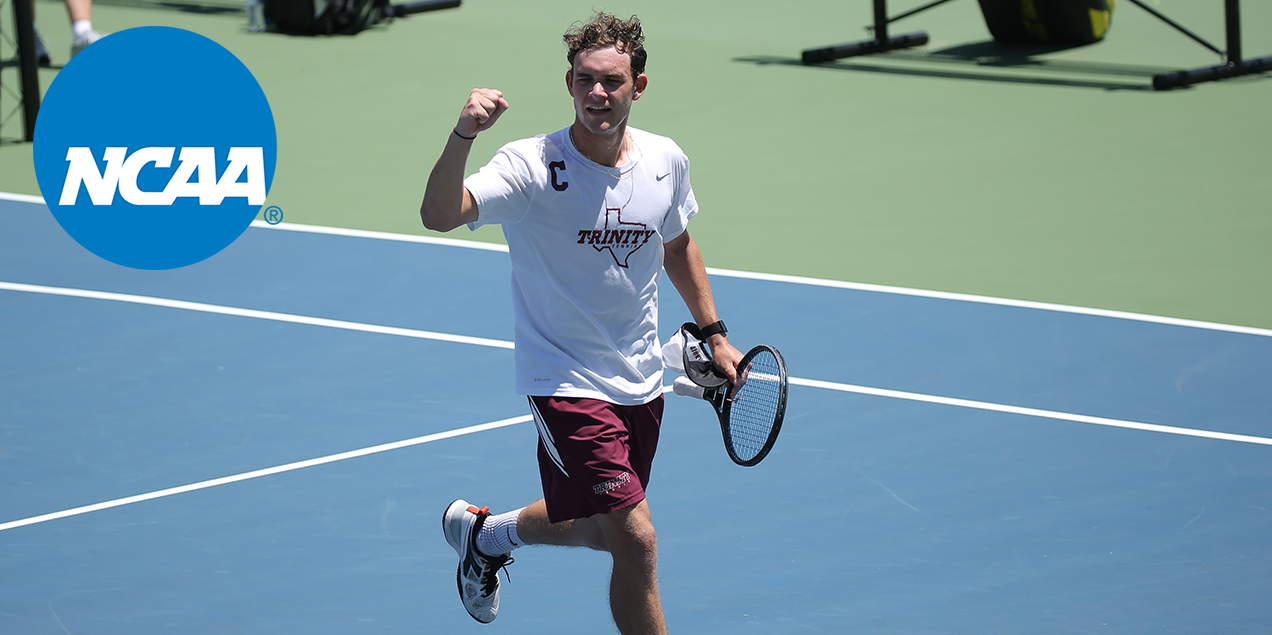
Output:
top-left (663, 230), bottom-right (744, 385)
top-left (420, 89), bottom-right (510, 233)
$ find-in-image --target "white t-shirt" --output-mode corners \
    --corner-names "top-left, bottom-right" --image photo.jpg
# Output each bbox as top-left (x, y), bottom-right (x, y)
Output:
top-left (464, 126), bottom-right (698, 405)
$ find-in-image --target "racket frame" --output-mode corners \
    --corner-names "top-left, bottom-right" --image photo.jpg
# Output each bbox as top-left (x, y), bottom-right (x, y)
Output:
top-left (712, 345), bottom-right (788, 467)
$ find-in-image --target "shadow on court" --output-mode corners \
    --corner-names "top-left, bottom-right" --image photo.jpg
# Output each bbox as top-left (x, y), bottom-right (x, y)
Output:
top-left (732, 35), bottom-right (1189, 91)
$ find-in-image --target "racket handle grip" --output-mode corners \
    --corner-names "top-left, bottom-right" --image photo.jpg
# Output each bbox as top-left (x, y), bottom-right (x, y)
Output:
top-left (672, 376), bottom-right (705, 399)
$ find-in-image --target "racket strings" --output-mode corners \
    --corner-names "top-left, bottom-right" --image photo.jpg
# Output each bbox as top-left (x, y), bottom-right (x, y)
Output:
top-left (725, 353), bottom-right (783, 461)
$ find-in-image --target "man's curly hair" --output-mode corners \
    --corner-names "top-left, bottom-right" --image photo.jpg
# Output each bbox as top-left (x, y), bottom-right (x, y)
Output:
top-left (563, 12), bottom-right (647, 77)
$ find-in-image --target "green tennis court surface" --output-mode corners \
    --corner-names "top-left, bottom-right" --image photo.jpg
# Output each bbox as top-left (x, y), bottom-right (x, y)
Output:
top-left (2, 0), bottom-right (1269, 327)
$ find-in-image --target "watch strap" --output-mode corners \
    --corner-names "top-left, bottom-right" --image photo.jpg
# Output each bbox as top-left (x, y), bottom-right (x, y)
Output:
top-left (699, 320), bottom-right (727, 339)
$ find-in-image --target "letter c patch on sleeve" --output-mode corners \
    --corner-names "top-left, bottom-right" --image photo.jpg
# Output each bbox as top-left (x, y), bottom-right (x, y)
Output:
top-left (549, 161), bottom-right (569, 192)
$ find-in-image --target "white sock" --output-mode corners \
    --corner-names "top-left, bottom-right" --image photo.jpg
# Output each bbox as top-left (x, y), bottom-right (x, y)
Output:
top-left (72, 20), bottom-right (93, 39)
top-left (476, 508), bottom-right (524, 557)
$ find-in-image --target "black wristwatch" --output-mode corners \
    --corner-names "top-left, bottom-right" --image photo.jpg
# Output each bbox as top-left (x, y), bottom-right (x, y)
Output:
top-left (699, 320), bottom-right (727, 339)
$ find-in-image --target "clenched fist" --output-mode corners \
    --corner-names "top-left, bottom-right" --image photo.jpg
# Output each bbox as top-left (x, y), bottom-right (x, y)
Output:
top-left (455, 88), bottom-right (510, 138)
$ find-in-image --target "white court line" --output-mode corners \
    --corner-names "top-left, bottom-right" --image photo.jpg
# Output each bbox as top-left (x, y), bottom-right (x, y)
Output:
top-left (0, 191), bottom-right (46, 205)
top-left (703, 268), bottom-right (1272, 339)
top-left (4, 280), bottom-right (1269, 448)
top-left (791, 377), bottom-right (1272, 447)
top-left (0, 385), bottom-right (681, 533)
top-left (4, 192), bottom-right (1268, 338)
top-left (0, 281), bottom-right (514, 350)
top-left (3, 375), bottom-right (1268, 533)
top-left (245, 219), bottom-right (1272, 339)
top-left (249, 220), bottom-right (511, 253)
top-left (0, 415), bottom-right (532, 533)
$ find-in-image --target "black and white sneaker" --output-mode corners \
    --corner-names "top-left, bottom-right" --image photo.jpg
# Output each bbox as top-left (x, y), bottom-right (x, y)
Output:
top-left (441, 499), bottom-right (513, 623)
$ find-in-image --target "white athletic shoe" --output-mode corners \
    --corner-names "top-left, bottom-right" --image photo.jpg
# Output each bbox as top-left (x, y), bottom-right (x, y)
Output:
top-left (71, 30), bottom-right (106, 58)
top-left (442, 499), bottom-right (513, 624)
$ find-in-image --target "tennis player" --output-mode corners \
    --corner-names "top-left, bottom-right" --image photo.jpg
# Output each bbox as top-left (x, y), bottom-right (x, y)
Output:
top-left (420, 13), bottom-right (742, 634)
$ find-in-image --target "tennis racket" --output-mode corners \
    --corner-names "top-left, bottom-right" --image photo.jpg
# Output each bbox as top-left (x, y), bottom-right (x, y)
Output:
top-left (672, 345), bottom-right (788, 467)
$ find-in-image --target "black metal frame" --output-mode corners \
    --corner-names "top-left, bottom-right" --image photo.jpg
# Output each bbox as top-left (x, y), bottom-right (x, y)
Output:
top-left (385, 0), bottom-right (460, 18)
top-left (800, 0), bottom-right (1272, 91)
top-left (801, 0), bottom-right (943, 64)
top-left (1, 0), bottom-right (41, 141)
top-left (1135, 0), bottom-right (1272, 90)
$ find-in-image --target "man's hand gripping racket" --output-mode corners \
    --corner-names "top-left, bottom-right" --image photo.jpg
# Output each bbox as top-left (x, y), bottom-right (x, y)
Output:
top-left (665, 323), bottom-right (789, 467)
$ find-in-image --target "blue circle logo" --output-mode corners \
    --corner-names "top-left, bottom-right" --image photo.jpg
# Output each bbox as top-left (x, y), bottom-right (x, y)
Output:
top-left (33, 27), bottom-right (276, 270)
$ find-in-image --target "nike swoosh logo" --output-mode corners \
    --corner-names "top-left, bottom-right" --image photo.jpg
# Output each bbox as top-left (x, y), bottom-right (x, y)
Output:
top-left (656, 173), bottom-right (670, 181)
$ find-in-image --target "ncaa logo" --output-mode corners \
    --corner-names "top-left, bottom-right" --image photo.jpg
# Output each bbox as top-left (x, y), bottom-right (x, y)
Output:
top-left (33, 27), bottom-right (277, 270)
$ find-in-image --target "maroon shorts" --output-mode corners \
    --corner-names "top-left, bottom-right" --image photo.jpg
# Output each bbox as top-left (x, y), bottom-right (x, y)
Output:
top-left (528, 395), bottom-right (664, 524)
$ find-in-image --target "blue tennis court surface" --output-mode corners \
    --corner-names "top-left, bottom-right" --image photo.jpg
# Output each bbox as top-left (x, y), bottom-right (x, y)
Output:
top-left (2, 197), bottom-right (1270, 633)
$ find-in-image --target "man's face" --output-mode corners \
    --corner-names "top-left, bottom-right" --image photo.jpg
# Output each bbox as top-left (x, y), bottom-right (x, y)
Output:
top-left (567, 46), bottom-right (647, 138)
